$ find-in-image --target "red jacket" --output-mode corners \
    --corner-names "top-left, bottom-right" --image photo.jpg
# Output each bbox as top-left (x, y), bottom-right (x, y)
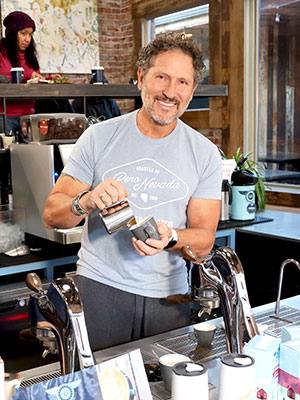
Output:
top-left (0, 50), bottom-right (40, 116)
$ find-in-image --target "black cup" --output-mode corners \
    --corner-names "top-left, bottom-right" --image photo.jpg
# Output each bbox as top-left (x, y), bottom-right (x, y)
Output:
top-left (91, 66), bottom-right (104, 84)
top-left (129, 216), bottom-right (160, 242)
top-left (10, 67), bottom-right (24, 83)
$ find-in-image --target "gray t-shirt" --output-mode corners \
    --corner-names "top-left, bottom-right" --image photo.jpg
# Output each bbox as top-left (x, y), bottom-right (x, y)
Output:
top-left (63, 110), bottom-right (222, 297)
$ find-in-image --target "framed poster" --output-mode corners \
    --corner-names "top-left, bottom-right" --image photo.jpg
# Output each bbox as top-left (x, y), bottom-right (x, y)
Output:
top-left (1, 0), bottom-right (99, 73)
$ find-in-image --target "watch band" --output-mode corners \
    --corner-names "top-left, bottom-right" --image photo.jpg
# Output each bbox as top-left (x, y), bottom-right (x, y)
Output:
top-left (164, 228), bottom-right (178, 249)
top-left (71, 190), bottom-right (89, 216)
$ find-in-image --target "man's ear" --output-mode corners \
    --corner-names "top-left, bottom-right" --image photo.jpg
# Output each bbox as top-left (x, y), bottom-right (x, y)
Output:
top-left (137, 68), bottom-right (144, 90)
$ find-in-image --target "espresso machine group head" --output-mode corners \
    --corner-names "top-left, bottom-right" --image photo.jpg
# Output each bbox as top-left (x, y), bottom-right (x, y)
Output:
top-left (27, 273), bottom-right (95, 376)
top-left (167, 246), bottom-right (259, 353)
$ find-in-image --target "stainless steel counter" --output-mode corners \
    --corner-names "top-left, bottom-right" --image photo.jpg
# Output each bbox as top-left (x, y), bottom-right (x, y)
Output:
top-left (17, 295), bottom-right (300, 400)
top-left (237, 209), bottom-right (300, 243)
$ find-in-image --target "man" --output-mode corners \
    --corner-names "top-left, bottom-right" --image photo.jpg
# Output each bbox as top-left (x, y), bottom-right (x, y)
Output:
top-left (43, 32), bottom-right (222, 351)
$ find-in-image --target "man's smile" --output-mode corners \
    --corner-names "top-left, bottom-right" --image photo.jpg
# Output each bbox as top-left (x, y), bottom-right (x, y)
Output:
top-left (157, 99), bottom-right (176, 107)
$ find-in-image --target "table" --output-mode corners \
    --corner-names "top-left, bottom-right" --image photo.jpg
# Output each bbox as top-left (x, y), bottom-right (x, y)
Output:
top-left (259, 152), bottom-right (300, 170)
top-left (263, 169), bottom-right (300, 183)
top-left (215, 214), bottom-right (273, 250)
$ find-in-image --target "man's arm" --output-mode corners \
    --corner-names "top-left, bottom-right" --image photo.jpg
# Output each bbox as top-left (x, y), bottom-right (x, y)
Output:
top-left (132, 198), bottom-right (220, 259)
top-left (170, 197), bottom-right (220, 258)
top-left (43, 173), bottom-right (129, 229)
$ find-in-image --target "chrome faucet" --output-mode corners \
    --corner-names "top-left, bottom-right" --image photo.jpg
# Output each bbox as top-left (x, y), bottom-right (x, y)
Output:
top-left (26, 273), bottom-right (95, 375)
top-left (275, 259), bottom-right (300, 315)
top-left (187, 246), bottom-right (259, 353)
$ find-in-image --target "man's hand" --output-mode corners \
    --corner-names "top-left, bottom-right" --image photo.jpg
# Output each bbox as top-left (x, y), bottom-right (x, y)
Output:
top-left (80, 178), bottom-right (129, 213)
top-left (132, 221), bottom-right (170, 256)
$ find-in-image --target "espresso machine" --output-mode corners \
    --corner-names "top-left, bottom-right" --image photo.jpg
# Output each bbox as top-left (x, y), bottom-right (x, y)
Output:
top-left (10, 113), bottom-right (87, 244)
top-left (26, 272), bottom-right (94, 375)
top-left (10, 142), bottom-right (82, 244)
top-left (168, 246), bottom-right (259, 353)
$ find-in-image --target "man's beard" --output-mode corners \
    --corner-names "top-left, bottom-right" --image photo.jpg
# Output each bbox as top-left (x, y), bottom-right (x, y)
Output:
top-left (141, 91), bottom-right (186, 126)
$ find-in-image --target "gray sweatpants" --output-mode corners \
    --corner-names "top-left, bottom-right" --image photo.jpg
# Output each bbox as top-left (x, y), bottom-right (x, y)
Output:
top-left (74, 275), bottom-right (191, 352)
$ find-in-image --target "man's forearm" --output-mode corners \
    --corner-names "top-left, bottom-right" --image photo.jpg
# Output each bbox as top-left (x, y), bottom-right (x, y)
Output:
top-left (168, 227), bottom-right (217, 259)
top-left (43, 193), bottom-right (87, 229)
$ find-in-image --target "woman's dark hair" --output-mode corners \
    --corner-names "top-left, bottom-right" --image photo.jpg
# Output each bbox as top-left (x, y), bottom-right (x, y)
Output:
top-left (0, 33), bottom-right (39, 70)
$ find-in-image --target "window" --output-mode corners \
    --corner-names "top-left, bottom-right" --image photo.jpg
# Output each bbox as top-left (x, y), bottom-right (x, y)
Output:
top-left (257, 0), bottom-right (300, 189)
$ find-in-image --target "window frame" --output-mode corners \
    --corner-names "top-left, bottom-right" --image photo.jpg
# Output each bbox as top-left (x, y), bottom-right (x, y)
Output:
top-left (245, 0), bottom-right (300, 196)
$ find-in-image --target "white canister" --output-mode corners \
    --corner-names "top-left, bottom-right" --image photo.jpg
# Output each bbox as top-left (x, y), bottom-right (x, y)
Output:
top-left (171, 361), bottom-right (208, 400)
top-left (218, 353), bottom-right (255, 400)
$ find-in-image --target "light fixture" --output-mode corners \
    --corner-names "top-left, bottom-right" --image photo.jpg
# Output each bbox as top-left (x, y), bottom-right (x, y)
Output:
top-left (275, 7), bottom-right (280, 23)
top-left (181, 32), bottom-right (193, 40)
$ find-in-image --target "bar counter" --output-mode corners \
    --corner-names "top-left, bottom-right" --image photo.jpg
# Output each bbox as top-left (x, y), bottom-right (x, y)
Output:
top-left (17, 295), bottom-right (300, 400)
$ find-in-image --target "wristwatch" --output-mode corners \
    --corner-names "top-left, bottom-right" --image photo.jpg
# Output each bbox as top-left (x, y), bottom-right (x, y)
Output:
top-left (164, 228), bottom-right (178, 249)
top-left (71, 190), bottom-right (89, 216)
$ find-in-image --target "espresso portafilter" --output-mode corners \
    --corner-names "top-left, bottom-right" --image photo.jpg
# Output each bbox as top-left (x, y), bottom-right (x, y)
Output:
top-left (26, 273), bottom-right (94, 375)
top-left (166, 247), bottom-right (220, 319)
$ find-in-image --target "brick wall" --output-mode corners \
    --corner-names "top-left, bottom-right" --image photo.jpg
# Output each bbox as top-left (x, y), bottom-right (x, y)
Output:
top-left (98, 0), bottom-right (135, 113)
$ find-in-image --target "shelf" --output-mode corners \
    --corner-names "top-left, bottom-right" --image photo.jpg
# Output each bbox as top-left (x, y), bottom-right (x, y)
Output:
top-left (0, 83), bottom-right (228, 99)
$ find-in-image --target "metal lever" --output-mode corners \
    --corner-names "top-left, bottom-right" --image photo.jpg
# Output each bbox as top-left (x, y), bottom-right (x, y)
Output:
top-left (52, 278), bottom-right (95, 370)
top-left (181, 246), bottom-right (198, 262)
top-left (26, 272), bottom-right (45, 294)
top-left (275, 259), bottom-right (300, 315)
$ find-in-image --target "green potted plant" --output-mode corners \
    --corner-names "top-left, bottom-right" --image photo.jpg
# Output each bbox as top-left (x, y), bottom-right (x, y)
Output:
top-left (221, 147), bottom-right (267, 211)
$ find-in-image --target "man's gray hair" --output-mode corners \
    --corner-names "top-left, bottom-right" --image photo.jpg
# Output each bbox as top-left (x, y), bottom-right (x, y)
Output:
top-left (136, 31), bottom-right (205, 86)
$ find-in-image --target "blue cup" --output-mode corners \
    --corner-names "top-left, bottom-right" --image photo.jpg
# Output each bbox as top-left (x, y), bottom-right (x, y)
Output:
top-left (10, 67), bottom-right (24, 84)
top-left (91, 66), bottom-right (104, 84)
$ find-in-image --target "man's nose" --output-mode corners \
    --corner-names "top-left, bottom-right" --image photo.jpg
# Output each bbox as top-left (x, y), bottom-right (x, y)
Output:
top-left (162, 80), bottom-right (177, 100)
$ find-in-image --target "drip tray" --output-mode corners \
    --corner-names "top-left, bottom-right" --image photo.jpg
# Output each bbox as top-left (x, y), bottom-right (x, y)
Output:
top-left (20, 370), bottom-right (61, 389)
top-left (153, 305), bottom-right (300, 363)
top-left (154, 327), bottom-right (227, 363)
